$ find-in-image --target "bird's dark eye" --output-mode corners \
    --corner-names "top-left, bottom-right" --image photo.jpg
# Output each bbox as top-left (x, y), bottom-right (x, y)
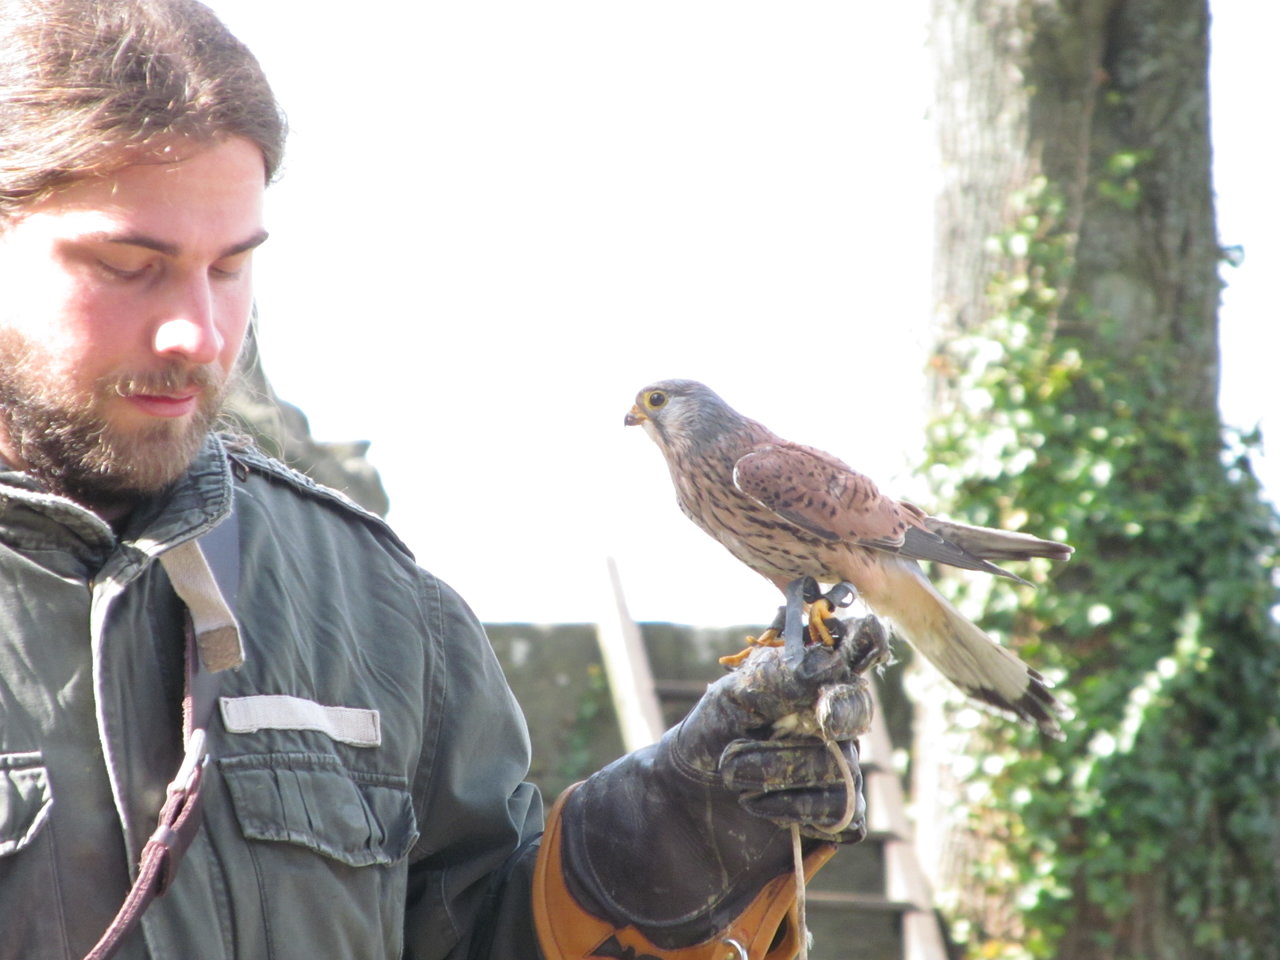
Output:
top-left (646, 390), bottom-right (668, 409)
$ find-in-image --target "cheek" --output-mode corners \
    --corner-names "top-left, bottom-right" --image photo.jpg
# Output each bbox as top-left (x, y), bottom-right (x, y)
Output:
top-left (215, 281), bottom-right (255, 370)
top-left (11, 283), bottom-right (126, 376)
top-left (0, 255), bottom-right (78, 337)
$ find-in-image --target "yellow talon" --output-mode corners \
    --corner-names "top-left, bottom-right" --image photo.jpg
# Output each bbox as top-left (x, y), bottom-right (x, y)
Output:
top-left (753, 628), bottom-right (782, 648)
top-left (718, 628), bottom-right (782, 666)
top-left (807, 598), bottom-right (838, 647)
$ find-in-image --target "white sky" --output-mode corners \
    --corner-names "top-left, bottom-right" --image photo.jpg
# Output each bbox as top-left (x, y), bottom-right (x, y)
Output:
top-left (206, 1), bottom-right (1275, 625)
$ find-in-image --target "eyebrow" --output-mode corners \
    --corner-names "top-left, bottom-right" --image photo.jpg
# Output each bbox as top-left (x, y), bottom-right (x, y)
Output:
top-left (84, 229), bottom-right (271, 259)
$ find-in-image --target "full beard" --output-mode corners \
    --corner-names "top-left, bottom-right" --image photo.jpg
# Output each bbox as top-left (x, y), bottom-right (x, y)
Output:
top-left (0, 331), bottom-right (228, 507)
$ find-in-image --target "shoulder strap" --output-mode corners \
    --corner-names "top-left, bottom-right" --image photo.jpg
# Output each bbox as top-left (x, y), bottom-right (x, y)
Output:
top-left (83, 497), bottom-right (241, 960)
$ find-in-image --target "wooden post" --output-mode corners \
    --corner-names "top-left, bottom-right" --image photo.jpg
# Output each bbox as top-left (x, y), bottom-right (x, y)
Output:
top-left (595, 557), bottom-right (666, 751)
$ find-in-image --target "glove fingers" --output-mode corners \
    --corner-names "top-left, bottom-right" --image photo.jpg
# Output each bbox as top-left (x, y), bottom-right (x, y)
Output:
top-left (815, 681), bottom-right (874, 741)
top-left (720, 737), bottom-right (865, 842)
top-left (725, 632), bottom-right (880, 731)
top-left (738, 786), bottom-right (867, 843)
top-left (730, 643), bottom-right (854, 716)
top-left (720, 737), bottom-right (860, 791)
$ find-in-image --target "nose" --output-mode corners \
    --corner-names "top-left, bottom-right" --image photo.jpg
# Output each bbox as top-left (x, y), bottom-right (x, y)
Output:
top-left (152, 279), bottom-right (223, 365)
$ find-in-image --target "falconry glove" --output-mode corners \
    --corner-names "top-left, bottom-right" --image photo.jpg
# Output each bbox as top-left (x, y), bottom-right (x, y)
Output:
top-left (533, 615), bottom-right (883, 959)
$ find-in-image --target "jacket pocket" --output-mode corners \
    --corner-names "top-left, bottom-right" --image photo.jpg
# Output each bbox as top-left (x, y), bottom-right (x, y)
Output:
top-left (0, 752), bottom-right (52, 857)
top-left (219, 752), bottom-right (418, 867)
top-left (0, 753), bottom-right (63, 960)
top-left (217, 752), bottom-right (418, 959)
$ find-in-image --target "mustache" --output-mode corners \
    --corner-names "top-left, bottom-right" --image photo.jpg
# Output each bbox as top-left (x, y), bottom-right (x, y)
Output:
top-left (108, 364), bottom-right (221, 398)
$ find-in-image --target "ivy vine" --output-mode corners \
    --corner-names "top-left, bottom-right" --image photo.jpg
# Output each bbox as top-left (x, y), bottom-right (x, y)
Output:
top-left (925, 177), bottom-right (1280, 959)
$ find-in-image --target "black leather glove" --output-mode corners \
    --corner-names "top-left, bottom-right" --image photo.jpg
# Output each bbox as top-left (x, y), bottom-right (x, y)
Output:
top-left (559, 614), bottom-right (885, 949)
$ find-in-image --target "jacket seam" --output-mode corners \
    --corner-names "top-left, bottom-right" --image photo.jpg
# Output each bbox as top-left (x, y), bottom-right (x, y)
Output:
top-left (223, 440), bottom-right (412, 557)
top-left (43, 819), bottom-right (73, 959)
top-left (410, 573), bottom-right (446, 865)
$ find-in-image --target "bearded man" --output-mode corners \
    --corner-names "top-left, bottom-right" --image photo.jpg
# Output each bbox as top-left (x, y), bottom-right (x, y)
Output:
top-left (0, 3), bottom-right (871, 959)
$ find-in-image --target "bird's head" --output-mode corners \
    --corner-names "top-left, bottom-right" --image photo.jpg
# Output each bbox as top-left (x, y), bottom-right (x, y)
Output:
top-left (625, 379), bottom-right (744, 456)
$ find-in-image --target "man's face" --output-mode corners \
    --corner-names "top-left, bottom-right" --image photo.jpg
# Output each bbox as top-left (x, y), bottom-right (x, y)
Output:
top-left (0, 137), bottom-right (267, 507)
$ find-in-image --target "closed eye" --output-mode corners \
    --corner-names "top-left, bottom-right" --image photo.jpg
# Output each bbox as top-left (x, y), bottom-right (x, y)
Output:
top-left (96, 256), bottom-right (156, 281)
top-left (210, 250), bottom-right (254, 279)
top-left (67, 229), bottom-right (268, 284)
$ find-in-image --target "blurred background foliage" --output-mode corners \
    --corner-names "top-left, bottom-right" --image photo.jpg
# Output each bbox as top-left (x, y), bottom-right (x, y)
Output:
top-left (926, 180), bottom-right (1280, 957)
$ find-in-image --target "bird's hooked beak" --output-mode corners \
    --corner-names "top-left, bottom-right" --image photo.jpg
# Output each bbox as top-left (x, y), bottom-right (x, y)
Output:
top-left (624, 404), bottom-right (648, 427)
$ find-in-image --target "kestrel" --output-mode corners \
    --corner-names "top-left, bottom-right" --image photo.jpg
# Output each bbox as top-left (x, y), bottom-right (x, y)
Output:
top-left (625, 379), bottom-right (1073, 739)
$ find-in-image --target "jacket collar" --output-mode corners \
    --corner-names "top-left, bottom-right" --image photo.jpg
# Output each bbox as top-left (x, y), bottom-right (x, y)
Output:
top-left (0, 434), bottom-right (233, 575)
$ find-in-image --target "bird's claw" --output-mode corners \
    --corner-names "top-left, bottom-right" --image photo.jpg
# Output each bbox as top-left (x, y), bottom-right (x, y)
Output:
top-left (808, 598), bottom-right (838, 647)
top-left (721, 579), bottom-right (861, 671)
top-left (718, 628), bottom-right (783, 667)
top-left (805, 580), bottom-right (859, 648)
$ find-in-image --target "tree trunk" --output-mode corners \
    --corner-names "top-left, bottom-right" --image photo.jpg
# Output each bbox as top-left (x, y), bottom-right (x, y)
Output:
top-left (931, 0), bottom-right (1217, 408)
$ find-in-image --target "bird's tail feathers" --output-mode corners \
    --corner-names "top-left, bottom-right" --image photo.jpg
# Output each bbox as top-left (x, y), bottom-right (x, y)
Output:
top-left (922, 517), bottom-right (1074, 564)
top-left (878, 563), bottom-right (1069, 740)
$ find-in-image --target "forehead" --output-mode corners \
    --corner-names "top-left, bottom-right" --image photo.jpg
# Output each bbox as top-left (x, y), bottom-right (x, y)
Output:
top-left (5, 137), bottom-right (266, 250)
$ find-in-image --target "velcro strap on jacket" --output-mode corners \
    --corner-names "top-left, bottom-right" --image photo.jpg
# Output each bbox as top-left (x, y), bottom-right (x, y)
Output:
top-left (159, 536), bottom-right (244, 671)
top-left (532, 785), bottom-right (836, 960)
top-left (219, 695), bottom-right (381, 747)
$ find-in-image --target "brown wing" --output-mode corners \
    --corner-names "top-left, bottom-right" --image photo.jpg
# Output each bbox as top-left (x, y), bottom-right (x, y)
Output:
top-left (734, 444), bottom-right (1036, 582)
top-left (732, 443), bottom-right (913, 547)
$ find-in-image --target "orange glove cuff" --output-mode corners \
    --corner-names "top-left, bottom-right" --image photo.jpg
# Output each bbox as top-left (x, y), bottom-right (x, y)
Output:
top-left (533, 785), bottom-right (836, 960)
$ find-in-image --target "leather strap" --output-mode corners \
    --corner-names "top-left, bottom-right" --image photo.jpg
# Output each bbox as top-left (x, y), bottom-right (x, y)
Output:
top-left (83, 503), bottom-right (241, 960)
top-left (533, 785), bottom-right (837, 960)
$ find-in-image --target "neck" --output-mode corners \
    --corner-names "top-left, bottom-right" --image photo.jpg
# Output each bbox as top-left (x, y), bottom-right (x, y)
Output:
top-left (92, 496), bottom-right (141, 530)
top-left (0, 442), bottom-right (141, 528)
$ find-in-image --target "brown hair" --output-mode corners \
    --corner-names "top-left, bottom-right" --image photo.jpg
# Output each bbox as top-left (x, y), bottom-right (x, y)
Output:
top-left (0, 0), bottom-right (287, 221)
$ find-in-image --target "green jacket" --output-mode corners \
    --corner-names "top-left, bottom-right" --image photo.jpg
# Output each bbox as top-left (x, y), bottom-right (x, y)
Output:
top-left (0, 436), bottom-right (544, 959)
